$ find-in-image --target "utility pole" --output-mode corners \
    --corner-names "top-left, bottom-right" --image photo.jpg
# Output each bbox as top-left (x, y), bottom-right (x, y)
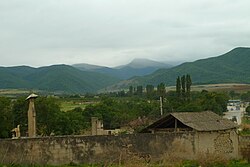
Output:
top-left (160, 96), bottom-right (163, 116)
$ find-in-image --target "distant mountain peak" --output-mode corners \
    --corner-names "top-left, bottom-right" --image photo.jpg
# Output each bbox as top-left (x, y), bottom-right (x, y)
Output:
top-left (72, 63), bottom-right (106, 70)
top-left (233, 47), bottom-right (250, 50)
top-left (109, 47), bottom-right (250, 90)
top-left (126, 58), bottom-right (169, 69)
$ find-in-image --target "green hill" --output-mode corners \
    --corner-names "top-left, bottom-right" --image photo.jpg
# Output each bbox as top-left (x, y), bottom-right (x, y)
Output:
top-left (0, 65), bottom-right (120, 93)
top-left (112, 47), bottom-right (250, 89)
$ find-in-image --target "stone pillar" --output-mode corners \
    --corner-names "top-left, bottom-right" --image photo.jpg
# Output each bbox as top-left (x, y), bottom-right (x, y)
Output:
top-left (91, 117), bottom-right (98, 136)
top-left (26, 94), bottom-right (38, 137)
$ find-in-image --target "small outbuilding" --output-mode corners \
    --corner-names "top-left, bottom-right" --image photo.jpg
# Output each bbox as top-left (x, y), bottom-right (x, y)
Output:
top-left (141, 111), bottom-right (239, 159)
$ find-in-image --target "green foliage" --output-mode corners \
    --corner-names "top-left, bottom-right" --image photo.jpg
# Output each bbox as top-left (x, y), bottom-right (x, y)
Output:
top-left (176, 74), bottom-right (192, 100)
top-left (186, 74), bottom-right (192, 99)
top-left (146, 84), bottom-right (154, 98)
top-left (229, 90), bottom-right (240, 99)
top-left (181, 75), bottom-right (186, 97)
top-left (83, 97), bottom-right (159, 129)
top-left (0, 88), bottom-right (233, 138)
top-left (0, 65), bottom-right (120, 93)
top-left (164, 90), bottom-right (229, 114)
top-left (180, 159), bottom-right (250, 167)
top-left (136, 85), bottom-right (143, 95)
top-left (11, 96), bottom-right (87, 137)
top-left (120, 47), bottom-right (250, 88)
top-left (128, 86), bottom-right (134, 95)
top-left (157, 82), bottom-right (165, 97)
top-left (0, 159), bottom-right (249, 166)
top-left (246, 106), bottom-right (250, 115)
top-left (12, 97), bottom-right (29, 136)
top-left (241, 91), bottom-right (250, 101)
top-left (176, 76), bottom-right (181, 97)
top-left (0, 97), bottom-right (12, 138)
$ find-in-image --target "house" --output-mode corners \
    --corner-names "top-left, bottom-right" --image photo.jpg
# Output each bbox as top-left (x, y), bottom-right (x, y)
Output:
top-left (141, 111), bottom-right (239, 159)
top-left (224, 100), bottom-right (245, 125)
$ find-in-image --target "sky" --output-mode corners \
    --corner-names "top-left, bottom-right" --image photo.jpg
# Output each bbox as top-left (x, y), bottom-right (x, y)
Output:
top-left (1, 0), bottom-right (250, 67)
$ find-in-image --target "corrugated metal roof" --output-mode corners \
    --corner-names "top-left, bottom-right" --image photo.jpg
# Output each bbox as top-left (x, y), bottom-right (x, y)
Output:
top-left (141, 111), bottom-right (237, 132)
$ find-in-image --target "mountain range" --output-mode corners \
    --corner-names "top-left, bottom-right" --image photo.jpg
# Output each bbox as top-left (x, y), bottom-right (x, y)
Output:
top-left (109, 47), bottom-right (250, 90)
top-left (0, 47), bottom-right (249, 93)
top-left (72, 58), bottom-right (172, 79)
top-left (0, 65), bottom-right (119, 93)
top-left (0, 58), bottom-right (170, 93)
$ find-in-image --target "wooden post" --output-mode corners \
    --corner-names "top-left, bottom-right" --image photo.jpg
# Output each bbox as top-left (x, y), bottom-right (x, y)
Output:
top-left (175, 118), bottom-right (177, 132)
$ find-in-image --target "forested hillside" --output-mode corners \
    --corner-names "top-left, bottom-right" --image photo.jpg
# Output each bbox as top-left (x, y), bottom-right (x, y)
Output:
top-left (0, 65), bottom-right (120, 93)
top-left (111, 47), bottom-right (250, 89)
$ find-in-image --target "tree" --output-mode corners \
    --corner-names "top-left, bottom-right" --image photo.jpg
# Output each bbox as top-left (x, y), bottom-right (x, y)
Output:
top-left (128, 86), bottom-right (134, 95)
top-left (200, 92), bottom-right (229, 115)
top-left (36, 97), bottom-right (62, 136)
top-left (157, 83), bottom-right (166, 97)
top-left (12, 97), bottom-right (29, 136)
top-left (146, 85), bottom-right (154, 98)
top-left (136, 86), bottom-right (143, 96)
top-left (186, 74), bottom-right (192, 100)
top-left (0, 97), bottom-right (12, 138)
top-left (229, 90), bottom-right (240, 99)
top-left (241, 91), bottom-right (250, 101)
top-left (181, 75), bottom-right (186, 98)
top-left (246, 106), bottom-right (250, 116)
top-left (12, 96), bottom-right (87, 136)
top-left (176, 76), bottom-right (181, 97)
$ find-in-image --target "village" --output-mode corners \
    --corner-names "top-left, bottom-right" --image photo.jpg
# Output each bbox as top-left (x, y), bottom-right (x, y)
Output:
top-left (1, 92), bottom-right (249, 166)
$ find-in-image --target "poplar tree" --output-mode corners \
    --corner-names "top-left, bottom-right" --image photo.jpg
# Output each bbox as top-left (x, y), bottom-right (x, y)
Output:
top-left (181, 75), bottom-right (186, 98)
top-left (176, 76), bottom-right (181, 97)
top-left (136, 85), bottom-right (143, 95)
top-left (129, 86), bottom-right (133, 95)
top-left (186, 74), bottom-right (192, 100)
top-left (146, 84), bottom-right (154, 97)
top-left (157, 82), bottom-right (166, 97)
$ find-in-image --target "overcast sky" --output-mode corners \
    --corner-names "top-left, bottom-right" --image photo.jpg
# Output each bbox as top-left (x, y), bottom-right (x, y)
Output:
top-left (1, 0), bottom-right (250, 67)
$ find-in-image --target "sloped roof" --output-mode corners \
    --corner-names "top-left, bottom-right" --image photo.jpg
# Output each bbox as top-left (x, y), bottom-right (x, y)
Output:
top-left (141, 111), bottom-right (238, 132)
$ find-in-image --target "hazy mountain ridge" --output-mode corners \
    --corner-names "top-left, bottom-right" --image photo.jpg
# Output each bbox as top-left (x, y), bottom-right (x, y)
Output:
top-left (1, 47), bottom-right (249, 93)
top-left (108, 47), bottom-right (250, 90)
top-left (0, 64), bottom-right (120, 93)
top-left (73, 58), bottom-right (172, 79)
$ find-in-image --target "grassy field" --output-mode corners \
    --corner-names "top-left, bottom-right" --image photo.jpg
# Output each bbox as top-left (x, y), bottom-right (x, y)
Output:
top-left (0, 89), bottom-right (31, 97)
top-left (60, 100), bottom-right (98, 112)
top-left (60, 101), bottom-right (88, 112)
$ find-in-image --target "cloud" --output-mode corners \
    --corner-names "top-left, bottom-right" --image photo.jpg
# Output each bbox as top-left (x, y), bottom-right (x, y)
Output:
top-left (0, 0), bottom-right (250, 67)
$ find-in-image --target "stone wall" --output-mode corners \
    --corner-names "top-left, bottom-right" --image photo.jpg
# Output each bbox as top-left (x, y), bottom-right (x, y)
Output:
top-left (0, 131), bottom-right (243, 165)
top-left (239, 135), bottom-right (250, 162)
top-left (0, 133), bottom-right (195, 165)
top-left (195, 130), bottom-right (239, 159)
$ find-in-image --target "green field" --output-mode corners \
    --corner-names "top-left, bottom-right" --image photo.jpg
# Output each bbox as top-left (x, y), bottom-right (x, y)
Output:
top-left (60, 100), bottom-right (98, 112)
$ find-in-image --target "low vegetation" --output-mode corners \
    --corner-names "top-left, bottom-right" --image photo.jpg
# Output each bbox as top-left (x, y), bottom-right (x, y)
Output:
top-left (0, 159), bottom-right (249, 167)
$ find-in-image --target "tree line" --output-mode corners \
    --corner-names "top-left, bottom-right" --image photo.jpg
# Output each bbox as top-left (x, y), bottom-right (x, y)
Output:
top-left (1, 74), bottom-right (250, 138)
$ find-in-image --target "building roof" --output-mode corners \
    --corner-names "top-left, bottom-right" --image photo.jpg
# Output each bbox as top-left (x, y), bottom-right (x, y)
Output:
top-left (141, 111), bottom-right (238, 132)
